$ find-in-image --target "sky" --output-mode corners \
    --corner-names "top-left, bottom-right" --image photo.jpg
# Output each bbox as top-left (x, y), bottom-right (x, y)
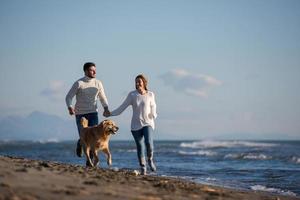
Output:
top-left (1, 0), bottom-right (300, 140)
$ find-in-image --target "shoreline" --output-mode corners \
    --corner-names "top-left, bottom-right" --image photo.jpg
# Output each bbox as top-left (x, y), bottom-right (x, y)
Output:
top-left (0, 155), bottom-right (298, 200)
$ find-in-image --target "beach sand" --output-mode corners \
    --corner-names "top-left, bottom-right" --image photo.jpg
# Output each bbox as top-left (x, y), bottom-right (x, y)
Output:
top-left (0, 156), bottom-right (298, 200)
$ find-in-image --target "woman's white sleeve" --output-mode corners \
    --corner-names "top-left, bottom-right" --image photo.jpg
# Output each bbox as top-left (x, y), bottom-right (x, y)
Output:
top-left (150, 93), bottom-right (157, 119)
top-left (110, 93), bottom-right (132, 116)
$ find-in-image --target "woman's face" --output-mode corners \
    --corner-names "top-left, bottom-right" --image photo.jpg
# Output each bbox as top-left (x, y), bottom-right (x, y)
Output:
top-left (135, 78), bottom-right (145, 90)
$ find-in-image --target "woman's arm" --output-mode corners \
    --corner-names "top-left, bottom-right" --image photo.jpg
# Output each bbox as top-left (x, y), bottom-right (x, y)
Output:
top-left (110, 93), bottom-right (132, 116)
top-left (150, 92), bottom-right (157, 119)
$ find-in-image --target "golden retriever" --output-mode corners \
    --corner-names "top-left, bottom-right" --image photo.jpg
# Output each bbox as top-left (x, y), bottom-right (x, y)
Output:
top-left (80, 117), bottom-right (119, 167)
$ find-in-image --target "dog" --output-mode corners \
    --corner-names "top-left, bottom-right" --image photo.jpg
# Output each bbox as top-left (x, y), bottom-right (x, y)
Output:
top-left (79, 117), bottom-right (119, 167)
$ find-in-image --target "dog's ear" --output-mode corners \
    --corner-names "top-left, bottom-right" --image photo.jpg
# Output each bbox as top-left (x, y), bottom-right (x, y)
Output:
top-left (98, 120), bottom-right (108, 128)
top-left (102, 119), bottom-right (109, 126)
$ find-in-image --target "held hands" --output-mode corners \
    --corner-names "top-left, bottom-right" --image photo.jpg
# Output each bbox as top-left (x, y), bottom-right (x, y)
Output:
top-left (103, 110), bottom-right (111, 117)
top-left (103, 107), bottom-right (111, 117)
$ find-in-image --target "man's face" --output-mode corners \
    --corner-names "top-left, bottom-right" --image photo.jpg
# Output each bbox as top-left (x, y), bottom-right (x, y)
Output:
top-left (85, 66), bottom-right (96, 78)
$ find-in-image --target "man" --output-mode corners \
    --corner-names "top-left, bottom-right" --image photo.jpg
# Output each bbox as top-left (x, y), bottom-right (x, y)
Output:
top-left (65, 62), bottom-right (110, 157)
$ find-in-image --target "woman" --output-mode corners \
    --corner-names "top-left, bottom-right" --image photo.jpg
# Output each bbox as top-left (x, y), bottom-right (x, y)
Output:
top-left (108, 74), bottom-right (157, 175)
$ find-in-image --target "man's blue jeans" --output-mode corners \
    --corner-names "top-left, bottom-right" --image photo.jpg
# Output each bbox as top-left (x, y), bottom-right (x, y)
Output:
top-left (75, 112), bottom-right (98, 160)
top-left (75, 112), bottom-right (99, 135)
top-left (131, 126), bottom-right (154, 167)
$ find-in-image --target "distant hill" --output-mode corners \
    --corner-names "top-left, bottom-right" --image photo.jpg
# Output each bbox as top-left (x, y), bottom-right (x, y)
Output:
top-left (0, 111), bottom-right (77, 141)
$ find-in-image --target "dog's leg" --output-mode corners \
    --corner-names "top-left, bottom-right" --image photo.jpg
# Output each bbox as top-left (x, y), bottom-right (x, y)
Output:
top-left (84, 147), bottom-right (94, 167)
top-left (92, 150), bottom-right (99, 167)
top-left (103, 148), bottom-right (112, 166)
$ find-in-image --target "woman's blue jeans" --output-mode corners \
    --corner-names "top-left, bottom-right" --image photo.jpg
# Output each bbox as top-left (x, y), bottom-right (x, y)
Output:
top-left (75, 112), bottom-right (98, 135)
top-left (131, 126), bottom-right (154, 167)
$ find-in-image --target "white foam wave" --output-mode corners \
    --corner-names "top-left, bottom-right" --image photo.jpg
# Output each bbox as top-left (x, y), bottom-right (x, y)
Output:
top-left (205, 177), bottom-right (217, 181)
top-left (224, 153), bottom-right (270, 160)
top-left (243, 153), bottom-right (270, 160)
top-left (117, 149), bottom-right (136, 153)
top-left (126, 149), bottom-right (137, 153)
top-left (178, 150), bottom-right (217, 156)
top-left (292, 156), bottom-right (300, 164)
top-left (224, 153), bottom-right (240, 159)
top-left (251, 185), bottom-right (296, 196)
top-left (180, 140), bottom-right (277, 149)
top-left (37, 138), bottom-right (60, 143)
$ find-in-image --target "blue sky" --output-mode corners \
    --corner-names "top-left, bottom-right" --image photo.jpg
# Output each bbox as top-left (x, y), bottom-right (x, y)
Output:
top-left (1, 0), bottom-right (300, 140)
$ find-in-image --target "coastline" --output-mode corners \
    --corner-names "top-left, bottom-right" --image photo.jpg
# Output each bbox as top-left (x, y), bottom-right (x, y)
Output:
top-left (0, 155), bottom-right (298, 200)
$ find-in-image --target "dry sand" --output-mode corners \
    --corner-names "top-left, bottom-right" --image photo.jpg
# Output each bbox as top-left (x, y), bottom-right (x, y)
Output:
top-left (0, 155), bottom-right (298, 200)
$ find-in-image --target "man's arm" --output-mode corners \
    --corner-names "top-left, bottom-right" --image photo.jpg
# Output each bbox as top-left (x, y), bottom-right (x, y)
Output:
top-left (65, 81), bottom-right (79, 115)
top-left (97, 81), bottom-right (109, 107)
top-left (68, 107), bottom-right (75, 115)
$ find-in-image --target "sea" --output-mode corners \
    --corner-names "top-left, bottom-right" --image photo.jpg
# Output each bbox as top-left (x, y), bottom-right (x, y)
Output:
top-left (0, 140), bottom-right (299, 197)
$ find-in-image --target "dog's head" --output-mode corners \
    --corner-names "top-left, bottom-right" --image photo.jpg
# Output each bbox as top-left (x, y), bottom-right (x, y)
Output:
top-left (102, 119), bottom-right (119, 135)
top-left (80, 117), bottom-right (89, 128)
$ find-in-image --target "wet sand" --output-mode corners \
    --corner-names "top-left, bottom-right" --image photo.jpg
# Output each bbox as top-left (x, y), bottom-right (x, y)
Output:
top-left (0, 156), bottom-right (298, 200)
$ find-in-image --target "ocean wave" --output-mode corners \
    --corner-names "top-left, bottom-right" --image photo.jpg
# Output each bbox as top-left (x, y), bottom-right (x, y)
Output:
top-left (0, 139), bottom-right (60, 145)
top-left (37, 138), bottom-right (60, 144)
top-left (250, 185), bottom-right (296, 196)
top-left (180, 140), bottom-right (277, 149)
top-left (205, 177), bottom-right (217, 181)
top-left (126, 149), bottom-right (137, 153)
top-left (224, 153), bottom-right (240, 159)
top-left (243, 153), bottom-right (270, 160)
top-left (224, 153), bottom-right (271, 160)
top-left (178, 150), bottom-right (217, 156)
top-left (116, 149), bottom-right (137, 153)
top-left (291, 156), bottom-right (300, 164)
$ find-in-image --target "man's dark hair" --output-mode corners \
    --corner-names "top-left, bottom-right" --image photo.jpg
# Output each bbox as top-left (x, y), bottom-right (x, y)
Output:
top-left (83, 62), bottom-right (96, 72)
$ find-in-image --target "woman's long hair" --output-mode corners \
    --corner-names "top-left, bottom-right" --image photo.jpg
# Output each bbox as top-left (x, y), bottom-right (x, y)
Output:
top-left (135, 74), bottom-right (148, 91)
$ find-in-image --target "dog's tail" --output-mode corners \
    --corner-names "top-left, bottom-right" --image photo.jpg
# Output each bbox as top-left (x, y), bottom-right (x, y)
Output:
top-left (80, 117), bottom-right (89, 128)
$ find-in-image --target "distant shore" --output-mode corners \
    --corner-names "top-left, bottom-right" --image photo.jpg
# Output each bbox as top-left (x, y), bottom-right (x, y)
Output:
top-left (0, 156), bottom-right (298, 200)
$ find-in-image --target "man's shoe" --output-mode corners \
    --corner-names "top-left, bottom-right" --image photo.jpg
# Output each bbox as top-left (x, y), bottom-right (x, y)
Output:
top-left (76, 139), bottom-right (83, 157)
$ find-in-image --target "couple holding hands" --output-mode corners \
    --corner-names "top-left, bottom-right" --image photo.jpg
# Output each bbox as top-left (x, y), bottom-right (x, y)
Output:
top-left (65, 62), bottom-right (157, 175)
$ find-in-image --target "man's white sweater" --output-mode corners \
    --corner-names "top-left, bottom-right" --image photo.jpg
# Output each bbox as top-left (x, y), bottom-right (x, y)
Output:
top-left (65, 76), bottom-right (108, 115)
